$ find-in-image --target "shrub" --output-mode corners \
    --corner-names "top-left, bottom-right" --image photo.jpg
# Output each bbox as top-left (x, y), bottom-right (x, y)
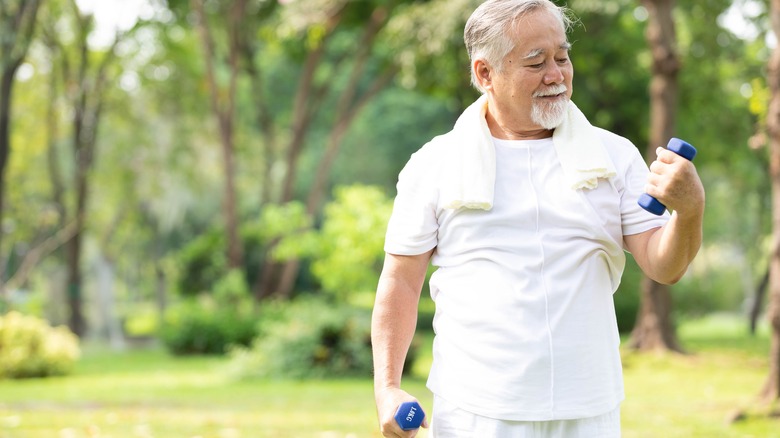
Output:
top-left (160, 270), bottom-right (258, 355)
top-left (0, 312), bottom-right (80, 379)
top-left (275, 185), bottom-right (392, 302)
top-left (173, 230), bottom-right (227, 296)
top-left (229, 298), bottom-right (412, 379)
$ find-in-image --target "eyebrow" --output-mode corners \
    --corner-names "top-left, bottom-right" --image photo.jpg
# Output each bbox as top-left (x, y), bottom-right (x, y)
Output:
top-left (522, 42), bottom-right (572, 60)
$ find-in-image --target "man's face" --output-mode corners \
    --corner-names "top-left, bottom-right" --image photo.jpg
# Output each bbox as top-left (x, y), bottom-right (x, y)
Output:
top-left (479, 9), bottom-right (574, 137)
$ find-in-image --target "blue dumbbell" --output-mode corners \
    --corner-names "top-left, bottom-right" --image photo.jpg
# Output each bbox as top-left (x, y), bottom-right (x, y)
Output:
top-left (394, 401), bottom-right (425, 431)
top-left (638, 137), bottom-right (697, 215)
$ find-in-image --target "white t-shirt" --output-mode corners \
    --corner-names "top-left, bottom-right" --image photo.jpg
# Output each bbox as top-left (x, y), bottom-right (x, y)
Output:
top-left (384, 130), bottom-right (669, 421)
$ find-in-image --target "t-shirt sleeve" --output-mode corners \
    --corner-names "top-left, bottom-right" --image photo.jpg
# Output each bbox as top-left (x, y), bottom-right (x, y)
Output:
top-left (620, 146), bottom-right (670, 236)
top-left (383, 147), bottom-right (440, 255)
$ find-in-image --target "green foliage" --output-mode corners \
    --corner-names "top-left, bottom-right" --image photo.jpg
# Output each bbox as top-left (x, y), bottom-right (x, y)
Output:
top-left (673, 243), bottom-right (751, 319)
top-left (4, 0), bottom-right (773, 349)
top-left (160, 270), bottom-right (257, 355)
top-left (276, 185), bottom-right (392, 301)
top-left (229, 297), bottom-right (395, 379)
top-left (245, 201), bottom-right (312, 246)
top-left (172, 229), bottom-right (227, 296)
top-left (614, 255), bottom-right (641, 333)
top-left (568, 0), bottom-right (650, 141)
top-left (0, 312), bottom-right (80, 379)
top-left (334, 89), bottom-right (457, 191)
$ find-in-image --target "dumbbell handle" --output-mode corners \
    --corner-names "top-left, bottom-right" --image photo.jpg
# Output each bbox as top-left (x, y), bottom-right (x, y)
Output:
top-left (394, 401), bottom-right (425, 431)
top-left (638, 138), bottom-right (697, 215)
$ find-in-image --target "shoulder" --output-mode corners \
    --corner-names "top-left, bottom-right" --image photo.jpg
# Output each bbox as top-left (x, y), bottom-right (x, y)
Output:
top-left (594, 128), bottom-right (641, 157)
top-left (400, 130), bottom-right (458, 177)
top-left (593, 127), bottom-right (646, 170)
top-left (417, 130), bottom-right (459, 159)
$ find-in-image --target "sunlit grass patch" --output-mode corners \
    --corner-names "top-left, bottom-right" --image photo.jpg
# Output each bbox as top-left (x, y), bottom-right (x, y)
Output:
top-left (0, 314), bottom-right (777, 437)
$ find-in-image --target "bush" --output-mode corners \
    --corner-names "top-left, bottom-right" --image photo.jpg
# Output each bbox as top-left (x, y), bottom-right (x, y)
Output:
top-left (0, 312), bottom-right (80, 379)
top-left (275, 185), bottom-right (392, 302)
top-left (160, 271), bottom-right (258, 355)
top-left (160, 300), bottom-right (256, 355)
top-left (173, 230), bottom-right (227, 296)
top-left (229, 298), bottom-right (413, 379)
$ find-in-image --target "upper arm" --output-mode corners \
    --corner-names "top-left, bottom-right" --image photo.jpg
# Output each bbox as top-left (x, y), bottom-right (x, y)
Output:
top-left (623, 227), bottom-right (660, 276)
top-left (377, 250), bottom-right (434, 299)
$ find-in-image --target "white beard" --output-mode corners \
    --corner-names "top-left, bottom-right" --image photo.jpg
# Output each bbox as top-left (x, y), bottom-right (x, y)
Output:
top-left (531, 85), bottom-right (569, 130)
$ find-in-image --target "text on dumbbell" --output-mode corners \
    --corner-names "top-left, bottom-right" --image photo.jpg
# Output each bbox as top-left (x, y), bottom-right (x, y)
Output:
top-left (406, 406), bottom-right (417, 422)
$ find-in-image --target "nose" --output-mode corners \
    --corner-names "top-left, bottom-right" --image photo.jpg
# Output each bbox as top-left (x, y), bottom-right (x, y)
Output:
top-left (543, 61), bottom-right (564, 85)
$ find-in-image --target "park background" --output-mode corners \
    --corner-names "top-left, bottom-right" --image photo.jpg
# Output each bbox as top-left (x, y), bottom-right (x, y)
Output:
top-left (1, 0), bottom-right (780, 436)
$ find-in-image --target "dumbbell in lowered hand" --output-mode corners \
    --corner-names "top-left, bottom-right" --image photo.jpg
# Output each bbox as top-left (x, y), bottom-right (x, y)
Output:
top-left (638, 138), bottom-right (697, 215)
top-left (394, 401), bottom-right (425, 431)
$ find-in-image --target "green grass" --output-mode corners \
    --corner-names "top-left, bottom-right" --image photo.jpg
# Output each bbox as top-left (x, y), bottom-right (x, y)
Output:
top-left (621, 315), bottom-right (779, 438)
top-left (0, 315), bottom-right (778, 437)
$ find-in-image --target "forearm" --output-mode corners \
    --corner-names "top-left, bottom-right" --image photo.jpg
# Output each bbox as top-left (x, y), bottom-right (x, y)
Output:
top-left (371, 276), bottom-right (421, 394)
top-left (642, 209), bottom-right (703, 284)
top-left (371, 251), bottom-right (431, 395)
top-left (633, 145), bottom-right (705, 284)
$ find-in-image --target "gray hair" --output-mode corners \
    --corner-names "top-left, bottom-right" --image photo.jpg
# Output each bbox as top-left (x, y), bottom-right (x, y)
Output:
top-left (464, 0), bottom-right (574, 92)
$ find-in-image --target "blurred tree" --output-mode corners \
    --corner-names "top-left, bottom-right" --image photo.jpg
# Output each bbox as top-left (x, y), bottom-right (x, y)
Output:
top-left (256, 0), bottom-right (481, 299)
top-left (36, 0), bottom-right (124, 336)
top-left (237, 1), bottom-right (279, 206)
top-left (189, 0), bottom-right (245, 270)
top-left (630, 0), bottom-right (685, 353)
top-left (0, 0), bottom-right (78, 296)
top-left (567, 0), bottom-right (650, 139)
top-left (1, 0), bottom-right (770, 337)
top-left (0, 0), bottom-right (43, 297)
top-left (261, 0), bottom-right (402, 299)
top-left (763, 0), bottom-right (780, 409)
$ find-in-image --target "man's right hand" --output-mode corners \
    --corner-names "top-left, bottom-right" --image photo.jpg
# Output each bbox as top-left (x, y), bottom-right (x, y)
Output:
top-left (375, 387), bottom-right (429, 437)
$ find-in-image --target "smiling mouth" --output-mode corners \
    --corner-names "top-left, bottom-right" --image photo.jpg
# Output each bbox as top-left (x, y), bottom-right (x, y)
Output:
top-left (534, 85), bottom-right (568, 99)
top-left (537, 93), bottom-right (565, 99)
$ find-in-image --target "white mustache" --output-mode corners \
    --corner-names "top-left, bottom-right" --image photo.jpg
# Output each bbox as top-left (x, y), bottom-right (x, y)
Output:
top-left (533, 85), bottom-right (568, 97)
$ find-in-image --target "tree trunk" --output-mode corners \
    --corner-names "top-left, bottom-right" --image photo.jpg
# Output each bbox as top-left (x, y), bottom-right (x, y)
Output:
top-left (630, 0), bottom-right (683, 353)
top-left (66, 113), bottom-right (92, 337)
top-left (191, 0), bottom-right (245, 270)
top-left (750, 267), bottom-right (769, 335)
top-left (760, 0), bottom-right (780, 406)
top-left (630, 276), bottom-right (683, 352)
top-left (0, 0), bottom-right (43, 294)
top-left (242, 45), bottom-right (278, 206)
top-left (65, 222), bottom-right (85, 336)
top-left (60, 6), bottom-right (120, 337)
top-left (0, 65), bottom-right (18, 299)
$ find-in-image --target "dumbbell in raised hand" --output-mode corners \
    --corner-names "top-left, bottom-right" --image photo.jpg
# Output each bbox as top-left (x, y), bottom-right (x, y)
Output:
top-left (394, 401), bottom-right (425, 431)
top-left (638, 138), bottom-right (697, 215)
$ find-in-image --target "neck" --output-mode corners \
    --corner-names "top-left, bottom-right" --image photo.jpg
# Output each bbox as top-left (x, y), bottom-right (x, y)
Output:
top-left (485, 108), bottom-right (554, 140)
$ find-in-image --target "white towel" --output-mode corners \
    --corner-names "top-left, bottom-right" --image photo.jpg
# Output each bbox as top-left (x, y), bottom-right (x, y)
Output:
top-left (553, 101), bottom-right (617, 190)
top-left (439, 95), bottom-right (616, 210)
top-left (439, 95), bottom-right (495, 210)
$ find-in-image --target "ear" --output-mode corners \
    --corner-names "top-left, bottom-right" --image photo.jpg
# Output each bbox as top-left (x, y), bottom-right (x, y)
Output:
top-left (473, 59), bottom-right (493, 90)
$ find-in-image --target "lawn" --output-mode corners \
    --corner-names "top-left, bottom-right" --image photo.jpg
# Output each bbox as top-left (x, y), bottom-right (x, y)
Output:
top-left (0, 314), bottom-right (778, 438)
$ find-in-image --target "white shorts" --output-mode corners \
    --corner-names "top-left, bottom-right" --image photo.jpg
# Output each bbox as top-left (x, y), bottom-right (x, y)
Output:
top-left (429, 395), bottom-right (621, 438)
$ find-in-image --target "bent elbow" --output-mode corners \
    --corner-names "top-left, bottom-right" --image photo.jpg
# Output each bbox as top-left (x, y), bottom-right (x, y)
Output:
top-left (652, 268), bottom-right (688, 285)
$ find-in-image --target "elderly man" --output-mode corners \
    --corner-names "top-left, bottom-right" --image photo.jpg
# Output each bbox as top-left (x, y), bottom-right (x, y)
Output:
top-left (371, 0), bottom-right (704, 437)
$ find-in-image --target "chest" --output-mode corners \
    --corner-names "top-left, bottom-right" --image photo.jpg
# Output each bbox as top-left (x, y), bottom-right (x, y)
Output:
top-left (435, 144), bottom-right (622, 253)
